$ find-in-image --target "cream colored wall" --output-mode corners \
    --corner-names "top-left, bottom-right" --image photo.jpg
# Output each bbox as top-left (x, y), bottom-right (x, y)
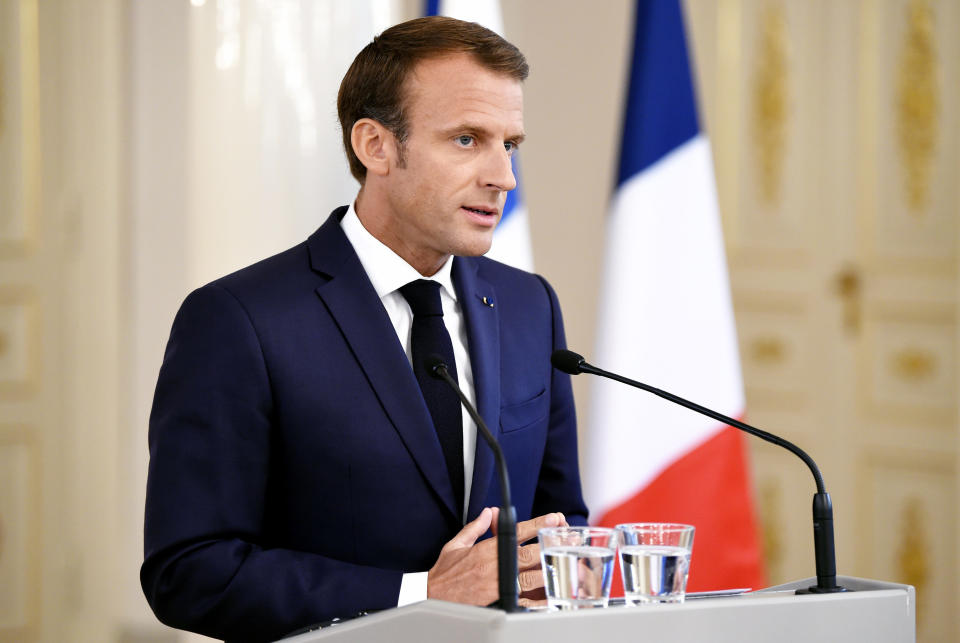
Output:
top-left (0, 0), bottom-right (127, 640)
top-left (126, 3), bottom-right (193, 638)
top-left (501, 0), bottom-right (634, 441)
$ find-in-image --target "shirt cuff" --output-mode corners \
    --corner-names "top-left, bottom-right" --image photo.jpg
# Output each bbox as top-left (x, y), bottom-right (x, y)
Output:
top-left (397, 571), bottom-right (428, 606)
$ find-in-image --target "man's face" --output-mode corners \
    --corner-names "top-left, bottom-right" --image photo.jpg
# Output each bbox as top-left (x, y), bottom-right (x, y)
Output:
top-left (378, 53), bottom-right (524, 275)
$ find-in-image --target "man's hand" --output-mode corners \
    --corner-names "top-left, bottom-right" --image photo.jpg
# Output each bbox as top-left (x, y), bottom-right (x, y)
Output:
top-left (426, 508), bottom-right (567, 607)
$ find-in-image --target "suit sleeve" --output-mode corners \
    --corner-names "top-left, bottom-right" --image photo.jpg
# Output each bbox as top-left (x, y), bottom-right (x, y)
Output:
top-left (141, 284), bottom-right (401, 642)
top-left (530, 276), bottom-right (590, 526)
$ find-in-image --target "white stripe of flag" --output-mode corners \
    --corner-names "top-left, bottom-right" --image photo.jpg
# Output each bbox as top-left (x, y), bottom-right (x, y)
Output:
top-left (585, 0), bottom-right (764, 591)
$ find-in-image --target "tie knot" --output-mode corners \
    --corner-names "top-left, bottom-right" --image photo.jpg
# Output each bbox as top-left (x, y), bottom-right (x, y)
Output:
top-left (400, 279), bottom-right (444, 317)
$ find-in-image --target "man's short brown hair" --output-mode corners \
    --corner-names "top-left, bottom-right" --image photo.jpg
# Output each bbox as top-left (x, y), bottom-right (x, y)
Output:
top-left (337, 16), bottom-right (528, 183)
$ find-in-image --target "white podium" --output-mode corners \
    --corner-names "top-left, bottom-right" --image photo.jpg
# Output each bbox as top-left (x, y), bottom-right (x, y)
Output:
top-left (281, 576), bottom-right (915, 643)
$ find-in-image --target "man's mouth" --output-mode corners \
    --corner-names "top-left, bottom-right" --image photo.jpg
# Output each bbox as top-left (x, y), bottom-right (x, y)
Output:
top-left (462, 205), bottom-right (498, 216)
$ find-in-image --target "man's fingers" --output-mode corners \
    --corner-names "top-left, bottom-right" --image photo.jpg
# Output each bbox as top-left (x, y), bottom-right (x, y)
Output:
top-left (515, 511), bottom-right (564, 544)
top-left (447, 507), bottom-right (494, 549)
top-left (517, 542), bottom-right (540, 569)
top-left (517, 568), bottom-right (545, 592)
top-left (518, 596), bottom-right (547, 608)
top-left (428, 508), bottom-right (501, 606)
top-left (488, 507), bottom-right (500, 535)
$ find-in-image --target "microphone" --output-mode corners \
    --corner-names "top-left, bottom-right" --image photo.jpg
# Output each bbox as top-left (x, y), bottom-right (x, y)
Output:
top-left (552, 349), bottom-right (846, 595)
top-left (425, 355), bottom-right (520, 612)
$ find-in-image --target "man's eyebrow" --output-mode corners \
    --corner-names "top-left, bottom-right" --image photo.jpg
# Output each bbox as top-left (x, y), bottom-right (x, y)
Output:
top-left (440, 123), bottom-right (527, 143)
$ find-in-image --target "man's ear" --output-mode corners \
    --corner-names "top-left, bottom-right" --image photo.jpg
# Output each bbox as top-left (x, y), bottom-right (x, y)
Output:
top-left (351, 118), bottom-right (397, 177)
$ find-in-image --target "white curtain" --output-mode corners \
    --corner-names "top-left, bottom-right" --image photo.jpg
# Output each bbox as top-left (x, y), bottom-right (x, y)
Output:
top-left (127, 3), bottom-right (402, 637)
top-left (186, 0), bottom-right (402, 284)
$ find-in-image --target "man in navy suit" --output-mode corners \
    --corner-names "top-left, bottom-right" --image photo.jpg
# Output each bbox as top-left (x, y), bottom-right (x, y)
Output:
top-left (142, 16), bottom-right (588, 641)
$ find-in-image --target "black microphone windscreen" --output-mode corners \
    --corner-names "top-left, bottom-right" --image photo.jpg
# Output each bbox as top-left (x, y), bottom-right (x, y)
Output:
top-left (551, 349), bottom-right (585, 375)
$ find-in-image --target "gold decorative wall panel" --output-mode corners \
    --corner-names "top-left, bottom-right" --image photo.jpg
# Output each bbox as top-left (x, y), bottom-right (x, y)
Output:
top-left (862, 310), bottom-right (955, 426)
top-left (0, 294), bottom-right (38, 396)
top-left (891, 347), bottom-right (936, 382)
top-left (0, 1), bottom-right (42, 639)
top-left (750, 2), bottom-right (788, 207)
top-left (870, 0), bottom-right (958, 270)
top-left (833, 266), bottom-right (862, 336)
top-left (733, 296), bottom-right (809, 407)
top-left (895, 0), bottom-right (938, 214)
top-left (895, 497), bottom-right (929, 626)
top-left (863, 455), bottom-right (956, 639)
top-left (731, 0), bottom-right (823, 260)
top-left (0, 431), bottom-right (37, 638)
top-left (749, 336), bottom-right (786, 365)
top-left (688, 0), bottom-right (959, 637)
top-left (0, 0), bottom-right (40, 255)
top-left (758, 477), bottom-right (784, 581)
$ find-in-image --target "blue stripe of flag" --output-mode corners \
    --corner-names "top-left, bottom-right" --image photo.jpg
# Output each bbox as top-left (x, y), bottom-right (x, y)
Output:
top-left (617, 0), bottom-right (700, 187)
top-left (425, 0), bottom-right (440, 16)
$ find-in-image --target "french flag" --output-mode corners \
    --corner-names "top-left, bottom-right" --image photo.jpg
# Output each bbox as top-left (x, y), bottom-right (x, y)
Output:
top-left (425, 0), bottom-right (534, 272)
top-left (585, 0), bottom-right (766, 591)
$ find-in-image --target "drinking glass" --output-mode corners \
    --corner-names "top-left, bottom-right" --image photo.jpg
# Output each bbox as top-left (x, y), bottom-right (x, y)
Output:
top-left (616, 523), bottom-right (695, 604)
top-left (538, 526), bottom-right (618, 610)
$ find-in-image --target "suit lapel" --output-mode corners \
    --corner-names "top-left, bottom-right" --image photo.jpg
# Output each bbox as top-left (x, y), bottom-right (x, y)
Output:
top-left (453, 257), bottom-right (502, 520)
top-left (307, 210), bottom-right (459, 521)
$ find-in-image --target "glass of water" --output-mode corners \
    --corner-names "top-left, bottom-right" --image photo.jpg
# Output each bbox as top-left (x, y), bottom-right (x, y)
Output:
top-left (616, 523), bottom-right (695, 604)
top-left (538, 526), bottom-right (618, 610)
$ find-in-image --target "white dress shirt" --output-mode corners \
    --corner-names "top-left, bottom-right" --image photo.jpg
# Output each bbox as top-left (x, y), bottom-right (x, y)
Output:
top-left (340, 202), bottom-right (479, 604)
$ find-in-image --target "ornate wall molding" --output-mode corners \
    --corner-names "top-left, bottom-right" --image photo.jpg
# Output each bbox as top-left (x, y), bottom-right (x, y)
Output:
top-left (759, 478), bottom-right (783, 581)
top-left (895, 0), bottom-right (938, 213)
top-left (895, 497), bottom-right (929, 625)
top-left (750, 2), bottom-right (788, 207)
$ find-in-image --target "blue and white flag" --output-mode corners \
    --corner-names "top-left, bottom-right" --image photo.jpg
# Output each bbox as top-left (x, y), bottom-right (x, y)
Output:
top-left (425, 0), bottom-right (534, 271)
top-left (585, 0), bottom-right (765, 591)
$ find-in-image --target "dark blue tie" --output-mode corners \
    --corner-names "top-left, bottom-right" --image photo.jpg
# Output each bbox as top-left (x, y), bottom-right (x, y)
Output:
top-left (399, 279), bottom-right (464, 518)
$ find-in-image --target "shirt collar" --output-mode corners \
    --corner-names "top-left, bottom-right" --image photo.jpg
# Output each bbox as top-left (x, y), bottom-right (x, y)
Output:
top-left (341, 200), bottom-right (457, 301)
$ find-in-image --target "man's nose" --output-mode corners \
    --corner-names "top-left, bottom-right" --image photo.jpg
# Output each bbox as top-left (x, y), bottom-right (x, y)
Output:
top-left (483, 148), bottom-right (518, 192)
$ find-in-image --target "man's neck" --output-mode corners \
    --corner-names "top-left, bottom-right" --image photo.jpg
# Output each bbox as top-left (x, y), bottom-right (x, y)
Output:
top-left (353, 190), bottom-right (449, 277)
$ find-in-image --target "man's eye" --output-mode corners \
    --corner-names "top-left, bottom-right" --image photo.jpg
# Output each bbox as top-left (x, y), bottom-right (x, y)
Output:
top-left (456, 135), bottom-right (475, 146)
top-left (504, 141), bottom-right (516, 154)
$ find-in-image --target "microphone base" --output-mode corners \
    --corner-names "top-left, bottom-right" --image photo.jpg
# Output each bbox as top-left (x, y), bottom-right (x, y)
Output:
top-left (489, 600), bottom-right (528, 612)
top-left (796, 585), bottom-right (848, 595)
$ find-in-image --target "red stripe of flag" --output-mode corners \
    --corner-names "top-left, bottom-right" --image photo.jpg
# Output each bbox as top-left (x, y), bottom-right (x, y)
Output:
top-left (598, 426), bottom-right (766, 594)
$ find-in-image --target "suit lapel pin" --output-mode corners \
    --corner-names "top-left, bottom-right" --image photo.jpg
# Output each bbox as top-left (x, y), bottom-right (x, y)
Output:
top-left (480, 295), bottom-right (494, 308)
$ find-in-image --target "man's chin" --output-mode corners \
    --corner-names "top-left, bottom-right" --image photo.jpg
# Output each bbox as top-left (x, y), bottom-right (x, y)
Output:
top-left (457, 239), bottom-right (495, 258)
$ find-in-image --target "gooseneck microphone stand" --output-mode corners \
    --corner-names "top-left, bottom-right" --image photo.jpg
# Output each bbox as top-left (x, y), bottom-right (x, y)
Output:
top-left (551, 349), bottom-right (845, 594)
top-left (426, 355), bottom-right (521, 612)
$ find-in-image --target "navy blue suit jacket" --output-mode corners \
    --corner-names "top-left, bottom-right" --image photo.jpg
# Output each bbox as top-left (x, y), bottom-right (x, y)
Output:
top-left (141, 208), bottom-right (588, 641)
